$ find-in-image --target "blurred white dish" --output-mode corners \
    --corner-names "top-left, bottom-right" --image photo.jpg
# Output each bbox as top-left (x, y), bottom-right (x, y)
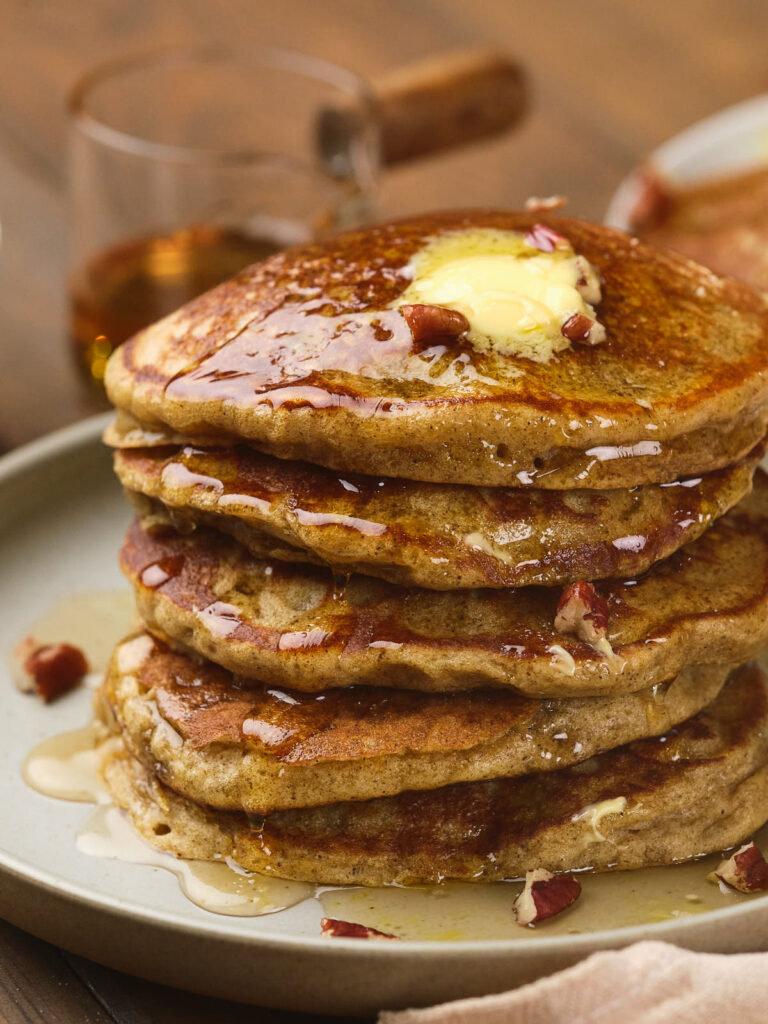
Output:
top-left (606, 93), bottom-right (768, 230)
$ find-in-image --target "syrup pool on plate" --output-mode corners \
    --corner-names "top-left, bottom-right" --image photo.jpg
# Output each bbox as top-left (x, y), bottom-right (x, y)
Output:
top-left (8, 588), bottom-right (137, 687)
top-left (76, 804), bottom-right (312, 916)
top-left (22, 689), bottom-right (312, 918)
top-left (319, 843), bottom-right (768, 942)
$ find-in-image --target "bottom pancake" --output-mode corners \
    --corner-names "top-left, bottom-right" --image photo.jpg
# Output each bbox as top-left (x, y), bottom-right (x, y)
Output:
top-left (102, 663), bottom-right (768, 887)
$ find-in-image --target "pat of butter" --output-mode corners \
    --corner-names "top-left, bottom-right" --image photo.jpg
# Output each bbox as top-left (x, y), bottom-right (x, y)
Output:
top-left (571, 796), bottom-right (628, 841)
top-left (397, 228), bottom-right (605, 362)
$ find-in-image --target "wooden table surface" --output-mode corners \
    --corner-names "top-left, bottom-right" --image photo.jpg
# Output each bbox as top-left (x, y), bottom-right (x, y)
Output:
top-left (1, 1), bottom-right (767, 1020)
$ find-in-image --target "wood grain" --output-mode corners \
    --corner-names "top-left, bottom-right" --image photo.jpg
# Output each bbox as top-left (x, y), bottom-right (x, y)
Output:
top-left (0, 919), bottom-right (112, 1024)
top-left (64, 953), bottom-right (372, 1024)
top-left (1, 0), bottom-right (767, 1019)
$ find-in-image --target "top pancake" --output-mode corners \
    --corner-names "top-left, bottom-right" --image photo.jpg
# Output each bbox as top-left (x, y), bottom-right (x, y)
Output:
top-left (104, 210), bottom-right (768, 488)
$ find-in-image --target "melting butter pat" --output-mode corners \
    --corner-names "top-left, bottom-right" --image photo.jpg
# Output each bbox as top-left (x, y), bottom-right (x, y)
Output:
top-left (397, 228), bottom-right (605, 362)
top-left (571, 796), bottom-right (628, 841)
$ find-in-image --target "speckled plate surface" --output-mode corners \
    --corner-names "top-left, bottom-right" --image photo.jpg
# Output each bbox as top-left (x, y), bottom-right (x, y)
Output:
top-left (2, 415), bottom-right (768, 1016)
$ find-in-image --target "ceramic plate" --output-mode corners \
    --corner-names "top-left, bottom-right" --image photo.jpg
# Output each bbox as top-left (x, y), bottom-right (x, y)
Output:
top-left (2, 415), bottom-right (768, 1016)
top-left (605, 92), bottom-right (768, 229)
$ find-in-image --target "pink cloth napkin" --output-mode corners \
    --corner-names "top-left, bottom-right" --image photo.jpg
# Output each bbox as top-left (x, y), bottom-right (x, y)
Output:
top-left (380, 941), bottom-right (768, 1024)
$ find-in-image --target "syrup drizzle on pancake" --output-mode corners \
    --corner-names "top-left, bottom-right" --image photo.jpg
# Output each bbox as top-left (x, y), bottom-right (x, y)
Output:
top-left (165, 301), bottom-right (504, 413)
top-left (114, 437), bottom-right (763, 589)
top-left (118, 475), bottom-right (768, 696)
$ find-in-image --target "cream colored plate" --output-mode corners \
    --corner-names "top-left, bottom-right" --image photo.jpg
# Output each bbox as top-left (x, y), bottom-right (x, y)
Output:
top-left (2, 415), bottom-right (768, 1016)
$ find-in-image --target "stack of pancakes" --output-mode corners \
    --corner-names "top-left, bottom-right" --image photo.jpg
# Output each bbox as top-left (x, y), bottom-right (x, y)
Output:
top-left (100, 211), bottom-right (768, 888)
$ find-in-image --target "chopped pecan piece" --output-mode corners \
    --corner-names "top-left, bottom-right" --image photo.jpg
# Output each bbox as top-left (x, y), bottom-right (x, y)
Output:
top-left (554, 581), bottom-right (609, 648)
top-left (514, 868), bottom-right (581, 926)
top-left (561, 312), bottom-right (606, 346)
top-left (524, 223), bottom-right (570, 253)
top-left (320, 917), bottom-right (400, 940)
top-left (401, 303), bottom-right (470, 345)
top-left (709, 842), bottom-right (768, 893)
top-left (525, 195), bottom-right (567, 213)
top-left (18, 640), bottom-right (89, 702)
top-left (561, 313), bottom-right (594, 342)
top-left (574, 255), bottom-right (603, 305)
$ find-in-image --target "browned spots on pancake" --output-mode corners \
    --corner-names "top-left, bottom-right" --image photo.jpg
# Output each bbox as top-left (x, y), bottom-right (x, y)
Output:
top-left (127, 258), bottom-right (292, 389)
top-left (257, 664), bottom-right (768, 863)
top-left (119, 517), bottom-right (564, 661)
top-left (124, 635), bottom-right (541, 763)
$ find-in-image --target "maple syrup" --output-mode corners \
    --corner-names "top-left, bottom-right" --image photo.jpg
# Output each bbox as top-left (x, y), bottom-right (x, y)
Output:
top-left (23, 724), bottom-right (112, 804)
top-left (318, 845), bottom-right (767, 942)
top-left (70, 225), bottom-right (282, 382)
top-left (77, 805), bottom-right (311, 917)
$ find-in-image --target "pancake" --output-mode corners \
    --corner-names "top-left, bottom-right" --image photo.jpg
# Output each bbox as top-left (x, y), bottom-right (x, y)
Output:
top-left (101, 664), bottom-right (768, 886)
top-left (102, 631), bottom-right (730, 813)
top-left (115, 438), bottom-right (763, 590)
top-left (103, 210), bottom-right (768, 489)
top-left (119, 472), bottom-right (768, 697)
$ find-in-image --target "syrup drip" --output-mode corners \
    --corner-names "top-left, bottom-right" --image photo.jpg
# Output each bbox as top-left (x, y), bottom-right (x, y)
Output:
top-left (160, 461), bottom-right (224, 494)
top-left (23, 725), bottom-right (112, 803)
top-left (77, 805), bottom-right (311, 917)
top-left (141, 556), bottom-right (185, 589)
top-left (198, 601), bottom-right (244, 638)
top-left (293, 508), bottom-right (387, 537)
top-left (23, 716), bottom-right (310, 918)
